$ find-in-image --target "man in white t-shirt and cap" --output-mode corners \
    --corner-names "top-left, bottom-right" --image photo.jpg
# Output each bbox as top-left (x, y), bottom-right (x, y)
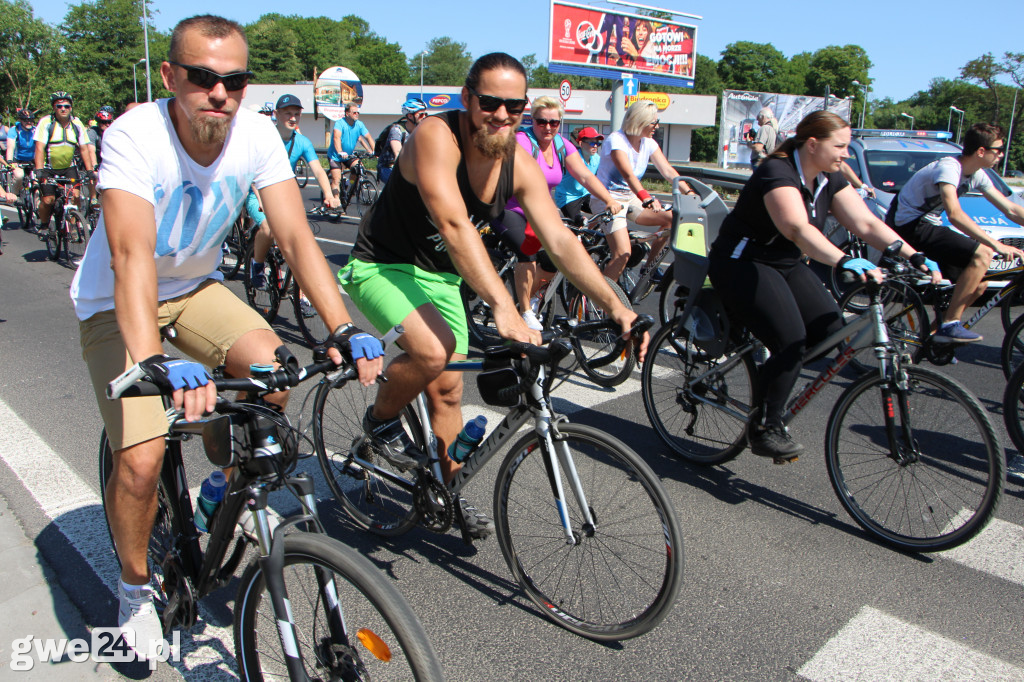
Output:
top-left (71, 14), bottom-right (384, 659)
top-left (750, 107), bottom-right (779, 167)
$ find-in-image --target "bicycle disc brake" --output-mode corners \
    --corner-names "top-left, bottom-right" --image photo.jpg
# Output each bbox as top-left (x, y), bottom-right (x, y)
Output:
top-left (157, 553), bottom-right (198, 632)
top-left (323, 642), bottom-right (370, 680)
top-left (413, 475), bottom-right (454, 533)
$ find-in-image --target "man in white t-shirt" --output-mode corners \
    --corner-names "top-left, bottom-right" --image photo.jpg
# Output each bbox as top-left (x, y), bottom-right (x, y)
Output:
top-left (885, 122), bottom-right (1024, 342)
top-left (71, 15), bottom-right (384, 658)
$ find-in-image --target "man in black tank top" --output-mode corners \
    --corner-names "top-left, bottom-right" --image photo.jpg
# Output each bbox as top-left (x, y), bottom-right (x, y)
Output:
top-left (339, 53), bottom-right (646, 539)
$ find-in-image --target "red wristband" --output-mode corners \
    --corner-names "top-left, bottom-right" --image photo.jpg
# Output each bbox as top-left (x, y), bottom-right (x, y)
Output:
top-left (637, 189), bottom-right (652, 203)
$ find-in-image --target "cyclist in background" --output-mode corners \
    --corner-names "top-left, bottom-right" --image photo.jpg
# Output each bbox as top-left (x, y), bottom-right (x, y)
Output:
top-left (337, 53), bottom-right (645, 539)
top-left (6, 109), bottom-right (37, 200)
top-left (70, 15), bottom-right (383, 657)
top-left (327, 102), bottom-right (374, 205)
top-left (708, 111), bottom-right (938, 461)
top-left (377, 98), bottom-right (428, 184)
top-left (591, 100), bottom-right (691, 284)
top-left (885, 122), bottom-right (1024, 343)
top-left (87, 106), bottom-right (115, 167)
top-left (553, 126), bottom-right (604, 221)
top-left (34, 92), bottom-right (93, 239)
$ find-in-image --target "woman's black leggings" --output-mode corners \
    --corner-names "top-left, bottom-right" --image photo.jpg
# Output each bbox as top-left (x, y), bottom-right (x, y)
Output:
top-left (708, 257), bottom-right (843, 422)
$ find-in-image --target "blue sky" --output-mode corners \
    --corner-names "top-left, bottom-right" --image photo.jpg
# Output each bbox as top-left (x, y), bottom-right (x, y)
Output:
top-left (29, 0), bottom-right (1024, 102)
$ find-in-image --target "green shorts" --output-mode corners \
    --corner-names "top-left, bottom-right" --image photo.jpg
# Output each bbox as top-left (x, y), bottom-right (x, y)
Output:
top-left (338, 258), bottom-right (468, 355)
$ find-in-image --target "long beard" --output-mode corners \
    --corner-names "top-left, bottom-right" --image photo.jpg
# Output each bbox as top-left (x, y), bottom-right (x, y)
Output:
top-left (471, 120), bottom-right (518, 160)
top-left (191, 113), bottom-right (231, 145)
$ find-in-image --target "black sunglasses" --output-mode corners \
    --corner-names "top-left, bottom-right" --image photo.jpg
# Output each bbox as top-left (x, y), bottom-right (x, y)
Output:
top-left (168, 61), bottom-right (253, 91)
top-left (534, 117), bottom-right (561, 127)
top-left (466, 86), bottom-right (527, 115)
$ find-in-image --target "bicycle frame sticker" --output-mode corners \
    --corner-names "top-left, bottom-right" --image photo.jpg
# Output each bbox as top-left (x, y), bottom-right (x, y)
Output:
top-left (787, 344), bottom-right (858, 420)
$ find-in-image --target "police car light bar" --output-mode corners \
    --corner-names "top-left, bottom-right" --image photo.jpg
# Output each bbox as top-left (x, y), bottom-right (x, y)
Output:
top-left (852, 129), bottom-right (953, 140)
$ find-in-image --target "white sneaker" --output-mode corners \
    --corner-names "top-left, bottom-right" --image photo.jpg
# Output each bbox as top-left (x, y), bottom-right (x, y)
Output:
top-left (238, 508), bottom-right (281, 542)
top-left (522, 310), bottom-right (543, 331)
top-left (117, 581), bottom-right (166, 659)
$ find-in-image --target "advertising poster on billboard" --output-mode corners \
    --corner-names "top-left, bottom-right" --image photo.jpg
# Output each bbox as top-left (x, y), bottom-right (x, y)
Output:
top-left (314, 66), bottom-right (364, 121)
top-left (718, 90), bottom-right (853, 167)
top-left (549, 1), bottom-right (696, 84)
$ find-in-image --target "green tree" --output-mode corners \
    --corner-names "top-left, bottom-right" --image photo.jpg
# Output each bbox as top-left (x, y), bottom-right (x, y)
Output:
top-left (340, 15), bottom-right (408, 84)
top-left (415, 37), bottom-right (472, 86)
top-left (804, 45), bottom-right (872, 99)
top-left (690, 53), bottom-right (724, 162)
top-left (960, 53), bottom-right (1003, 120)
top-left (247, 16), bottom-right (303, 84)
top-left (780, 51), bottom-right (812, 95)
top-left (0, 0), bottom-right (60, 112)
top-left (717, 41), bottom-right (789, 93)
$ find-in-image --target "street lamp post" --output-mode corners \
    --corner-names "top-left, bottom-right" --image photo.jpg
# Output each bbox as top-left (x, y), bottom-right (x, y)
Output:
top-left (949, 106), bottom-right (965, 145)
top-left (419, 51), bottom-right (427, 98)
top-left (132, 58), bottom-right (145, 102)
top-left (852, 80), bottom-right (869, 129)
top-left (141, 0), bottom-right (152, 101)
top-left (1004, 88), bottom-right (1018, 176)
top-left (900, 112), bottom-right (915, 130)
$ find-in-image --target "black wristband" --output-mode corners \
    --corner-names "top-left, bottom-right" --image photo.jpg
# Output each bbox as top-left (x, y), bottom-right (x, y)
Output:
top-left (642, 198), bottom-right (655, 208)
top-left (329, 323), bottom-right (366, 345)
top-left (908, 252), bottom-right (927, 270)
top-left (836, 255), bottom-right (852, 270)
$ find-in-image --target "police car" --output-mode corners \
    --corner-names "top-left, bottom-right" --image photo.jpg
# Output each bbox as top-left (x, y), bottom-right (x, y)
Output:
top-left (831, 128), bottom-right (1024, 274)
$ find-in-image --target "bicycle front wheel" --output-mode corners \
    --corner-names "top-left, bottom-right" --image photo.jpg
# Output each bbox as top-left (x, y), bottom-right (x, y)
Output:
top-left (312, 375), bottom-right (420, 536)
top-left (494, 422), bottom-right (684, 640)
top-left (219, 214), bottom-right (247, 280)
top-left (999, 311), bottom-right (1024, 378)
top-left (355, 177), bottom-right (378, 217)
top-left (1002, 361), bottom-right (1024, 455)
top-left (642, 320), bottom-right (754, 465)
top-left (293, 287), bottom-right (331, 347)
top-left (566, 277), bottom-right (635, 387)
top-left (234, 533), bottom-right (443, 682)
top-left (65, 208), bottom-right (88, 263)
top-left (825, 365), bottom-right (1003, 552)
top-left (244, 240), bottom-right (282, 322)
top-left (294, 157), bottom-right (310, 189)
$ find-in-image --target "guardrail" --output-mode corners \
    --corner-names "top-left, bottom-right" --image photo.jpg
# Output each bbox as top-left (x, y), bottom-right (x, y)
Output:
top-left (644, 164), bottom-right (750, 191)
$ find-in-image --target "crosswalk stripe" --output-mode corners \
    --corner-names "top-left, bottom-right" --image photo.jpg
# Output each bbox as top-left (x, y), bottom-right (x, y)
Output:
top-left (798, 605), bottom-right (1023, 681)
top-left (939, 517), bottom-right (1024, 587)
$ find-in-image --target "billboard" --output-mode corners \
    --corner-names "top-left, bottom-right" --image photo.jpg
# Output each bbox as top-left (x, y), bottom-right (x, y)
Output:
top-left (314, 66), bottom-right (364, 121)
top-left (718, 90), bottom-right (854, 167)
top-left (549, 1), bottom-right (696, 84)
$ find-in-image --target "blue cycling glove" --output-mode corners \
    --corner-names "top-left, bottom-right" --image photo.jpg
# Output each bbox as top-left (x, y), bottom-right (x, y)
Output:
top-left (139, 355), bottom-right (212, 392)
top-left (329, 324), bottom-right (384, 362)
top-left (837, 256), bottom-right (876, 276)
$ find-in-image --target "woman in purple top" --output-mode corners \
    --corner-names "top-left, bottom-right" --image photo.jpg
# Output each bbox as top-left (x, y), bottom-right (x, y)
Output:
top-left (492, 96), bottom-right (622, 330)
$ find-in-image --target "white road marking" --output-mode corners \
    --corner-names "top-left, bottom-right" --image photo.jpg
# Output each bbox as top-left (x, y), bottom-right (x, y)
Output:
top-left (314, 236), bottom-right (353, 247)
top-left (798, 605), bottom-right (1023, 681)
top-left (940, 517), bottom-right (1024, 587)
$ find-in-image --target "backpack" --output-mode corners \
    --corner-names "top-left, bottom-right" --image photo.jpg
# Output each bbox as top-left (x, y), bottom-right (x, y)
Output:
top-left (374, 120), bottom-right (405, 159)
top-left (772, 122), bottom-right (787, 148)
top-left (522, 126), bottom-right (567, 169)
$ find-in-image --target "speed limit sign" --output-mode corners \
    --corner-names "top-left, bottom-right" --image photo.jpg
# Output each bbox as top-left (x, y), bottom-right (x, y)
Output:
top-left (559, 79), bottom-right (572, 103)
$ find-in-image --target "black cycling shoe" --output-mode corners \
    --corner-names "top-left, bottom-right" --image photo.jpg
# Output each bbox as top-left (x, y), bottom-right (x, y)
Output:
top-left (748, 422), bottom-right (803, 462)
top-left (362, 407), bottom-right (427, 471)
top-left (458, 497), bottom-right (493, 540)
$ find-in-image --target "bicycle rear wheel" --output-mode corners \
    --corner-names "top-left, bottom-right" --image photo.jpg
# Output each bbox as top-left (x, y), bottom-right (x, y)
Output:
top-left (999, 283), bottom-right (1024, 332)
top-left (462, 273), bottom-right (517, 350)
top-left (999, 311), bottom-right (1024, 378)
top-left (494, 422), bottom-right (683, 640)
top-left (219, 214), bottom-right (247, 280)
top-left (825, 365), bottom-right (1003, 552)
top-left (838, 279), bottom-right (928, 374)
top-left (642, 320), bottom-right (754, 465)
top-left (234, 533), bottom-right (443, 682)
top-left (657, 280), bottom-right (689, 327)
top-left (566, 277), bottom-right (635, 387)
top-left (293, 287), bottom-right (331, 347)
top-left (312, 375), bottom-right (420, 536)
top-left (244, 240), bottom-right (282, 322)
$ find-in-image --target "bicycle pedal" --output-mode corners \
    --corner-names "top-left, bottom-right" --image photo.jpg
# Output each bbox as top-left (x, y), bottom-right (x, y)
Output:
top-left (772, 455), bottom-right (798, 465)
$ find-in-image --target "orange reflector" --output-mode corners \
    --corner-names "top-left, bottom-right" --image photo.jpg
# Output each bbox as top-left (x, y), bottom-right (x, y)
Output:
top-left (356, 628), bottom-right (392, 662)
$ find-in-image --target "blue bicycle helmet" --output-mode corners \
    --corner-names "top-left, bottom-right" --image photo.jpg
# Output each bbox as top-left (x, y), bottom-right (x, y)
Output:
top-left (401, 98), bottom-right (427, 116)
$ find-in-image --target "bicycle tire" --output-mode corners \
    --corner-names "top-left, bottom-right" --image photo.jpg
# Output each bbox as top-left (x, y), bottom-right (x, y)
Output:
top-left (292, 287), bottom-right (331, 347)
top-left (44, 221), bottom-right (60, 260)
top-left (825, 365), bottom-right (1003, 552)
top-left (462, 273), bottom-right (517, 350)
top-left (294, 157), bottom-right (310, 189)
top-left (641, 320), bottom-right (755, 465)
top-left (312, 375), bottom-right (420, 536)
top-left (17, 186), bottom-right (35, 229)
top-left (566, 276), bottom-right (635, 387)
top-left (219, 214), bottom-right (247, 280)
top-left (234, 533), bottom-right (443, 682)
top-left (999, 283), bottom-right (1024, 332)
top-left (244, 240), bottom-right (282, 322)
top-left (1002, 361), bottom-right (1024, 455)
top-left (65, 208), bottom-right (88, 263)
top-left (493, 422), bottom-right (684, 641)
top-left (356, 177), bottom-right (378, 217)
top-left (657, 281), bottom-right (689, 327)
top-left (1000, 312), bottom-right (1024, 378)
top-left (826, 236), bottom-right (871, 303)
top-left (99, 432), bottom-right (194, 631)
top-left (838, 278), bottom-right (929, 374)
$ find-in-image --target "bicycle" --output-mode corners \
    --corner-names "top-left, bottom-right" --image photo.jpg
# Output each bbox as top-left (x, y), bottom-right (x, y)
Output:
top-left (100, 343), bottom-right (444, 681)
top-left (461, 216), bottom-right (638, 387)
top-left (341, 151), bottom-right (378, 218)
top-left (312, 316), bottom-right (684, 641)
top-left (643, 252), bottom-right (1004, 552)
top-left (294, 156), bottom-right (310, 189)
top-left (219, 210), bottom-right (249, 280)
top-left (41, 173), bottom-right (89, 265)
top-left (13, 163), bottom-right (38, 231)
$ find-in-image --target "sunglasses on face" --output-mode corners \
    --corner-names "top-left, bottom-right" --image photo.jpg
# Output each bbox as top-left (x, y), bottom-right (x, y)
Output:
top-left (983, 145), bottom-right (1005, 155)
top-left (168, 60), bottom-right (253, 91)
top-left (466, 86), bottom-right (527, 115)
top-left (534, 117), bottom-right (561, 128)
top-left (54, 104), bottom-right (71, 110)
top-left (582, 139), bottom-right (601, 145)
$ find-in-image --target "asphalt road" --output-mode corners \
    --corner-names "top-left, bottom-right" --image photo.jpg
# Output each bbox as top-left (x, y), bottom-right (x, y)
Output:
top-left (0, 195), bottom-right (1022, 681)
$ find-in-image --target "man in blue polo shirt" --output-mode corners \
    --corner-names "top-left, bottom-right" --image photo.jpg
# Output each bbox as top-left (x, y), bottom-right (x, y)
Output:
top-left (327, 102), bottom-right (373, 204)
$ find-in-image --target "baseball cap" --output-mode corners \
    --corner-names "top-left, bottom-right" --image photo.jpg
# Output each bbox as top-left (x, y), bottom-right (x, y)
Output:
top-left (576, 126), bottom-right (604, 142)
top-left (276, 94), bottom-right (303, 110)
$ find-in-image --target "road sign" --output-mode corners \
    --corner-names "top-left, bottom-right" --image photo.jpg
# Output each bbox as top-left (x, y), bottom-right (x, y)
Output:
top-left (622, 75), bottom-right (639, 97)
top-left (559, 79), bottom-right (572, 103)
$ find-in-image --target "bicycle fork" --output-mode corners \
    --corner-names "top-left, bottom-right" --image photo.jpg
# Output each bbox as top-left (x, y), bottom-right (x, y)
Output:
top-left (878, 366), bottom-right (921, 466)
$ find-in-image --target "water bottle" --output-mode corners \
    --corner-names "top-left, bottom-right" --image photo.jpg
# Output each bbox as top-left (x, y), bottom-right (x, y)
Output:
top-left (447, 416), bottom-right (487, 464)
top-left (194, 470), bottom-right (227, 533)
